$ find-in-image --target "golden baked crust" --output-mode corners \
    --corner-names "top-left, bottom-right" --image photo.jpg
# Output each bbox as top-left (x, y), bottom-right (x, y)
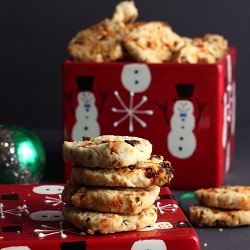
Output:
top-left (123, 21), bottom-right (184, 63)
top-left (189, 205), bottom-right (250, 227)
top-left (62, 135), bottom-right (152, 168)
top-left (70, 155), bottom-right (173, 187)
top-left (195, 185), bottom-right (250, 210)
top-left (68, 18), bottom-right (126, 62)
top-left (172, 33), bottom-right (228, 63)
top-left (68, 1), bottom-right (138, 62)
top-left (62, 183), bottom-right (160, 214)
top-left (172, 42), bottom-right (216, 63)
top-left (112, 1), bottom-right (138, 24)
top-left (172, 42), bottom-right (200, 63)
top-left (62, 204), bottom-right (157, 234)
top-left (67, 0), bottom-right (228, 63)
top-left (192, 33), bottom-right (228, 61)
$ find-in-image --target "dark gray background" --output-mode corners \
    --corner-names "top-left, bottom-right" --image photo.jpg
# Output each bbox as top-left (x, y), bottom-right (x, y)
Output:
top-left (0, 0), bottom-right (249, 182)
top-left (0, 1), bottom-right (249, 129)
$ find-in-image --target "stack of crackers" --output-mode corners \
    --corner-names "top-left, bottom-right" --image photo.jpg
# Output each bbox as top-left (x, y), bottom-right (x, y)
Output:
top-left (68, 1), bottom-right (228, 64)
top-left (61, 135), bottom-right (174, 234)
top-left (189, 185), bottom-right (250, 227)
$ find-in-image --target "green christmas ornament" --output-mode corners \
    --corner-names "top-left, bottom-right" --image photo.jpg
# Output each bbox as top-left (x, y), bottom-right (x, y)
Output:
top-left (0, 125), bottom-right (46, 184)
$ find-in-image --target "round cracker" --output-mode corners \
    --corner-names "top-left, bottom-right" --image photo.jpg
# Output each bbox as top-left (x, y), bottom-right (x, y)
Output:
top-left (71, 155), bottom-right (173, 187)
top-left (195, 185), bottom-right (250, 210)
top-left (62, 183), bottom-right (160, 215)
top-left (63, 135), bottom-right (152, 168)
top-left (62, 204), bottom-right (157, 234)
top-left (189, 205), bottom-right (250, 227)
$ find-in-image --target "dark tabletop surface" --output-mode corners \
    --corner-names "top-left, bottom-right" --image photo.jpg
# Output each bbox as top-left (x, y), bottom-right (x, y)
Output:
top-left (38, 125), bottom-right (250, 250)
top-left (172, 125), bottom-right (250, 250)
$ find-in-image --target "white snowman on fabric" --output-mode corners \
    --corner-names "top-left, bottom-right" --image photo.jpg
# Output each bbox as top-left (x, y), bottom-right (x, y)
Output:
top-left (29, 185), bottom-right (69, 239)
top-left (112, 63), bottom-right (153, 132)
top-left (29, 210), bottom-right (64, 221)
top-left (31, 185), bottom-right (64, 221)
top-left (30, 185), bottom-right (65, 222)
top-left (168, 84), bottom-right (196, 159)
top-left (32, 185), bottom-right (64, 195)
top-left (138, 221), bottom-right (173, 231)
top-left (131, 239), bottom-right (167, 250)
top-left (72, 76), bottom-right (100, 140)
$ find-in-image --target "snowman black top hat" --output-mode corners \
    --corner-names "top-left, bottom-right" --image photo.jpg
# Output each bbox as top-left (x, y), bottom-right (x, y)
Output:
top-left (76, 76), bottom-right (94, 91)
top-left (175, 83), bottom-right (194, 98)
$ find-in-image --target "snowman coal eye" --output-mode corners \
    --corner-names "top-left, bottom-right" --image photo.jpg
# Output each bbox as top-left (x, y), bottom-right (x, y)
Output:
top-left (41, 214), bottom-right (60, 218)
top-left (29, 211), bottom-right (64, 221)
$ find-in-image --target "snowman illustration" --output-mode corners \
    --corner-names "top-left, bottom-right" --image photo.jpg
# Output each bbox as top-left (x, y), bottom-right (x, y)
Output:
top-left (30, 185), bottom-right (64, 221)
top-left (72, 76), bottom-right (100, 140)
top-left (29, 210), bottom-right (64, 222)
top-left (131, 239), bottom-right (167, 250)
top-left (168, 84), bottom-right (197, 159)
top-left (30, 185), bottom-right (65, 222)
top-left (33, 184), bottom-right (64, 206)
top-left (112, 63), bottom-right (153, 132)
top-left (32, 185), bottom-right (64, 195)
top-left (231, 81), bottom-right (236, 136)
top-left (223, 54), bottom-right (236, 172)
top-left (222, 93), bottom-right (228, 149)
top-left (138, 221), bottom-right (173, 231)
top-left (29, 185), bottom-right (79, 239)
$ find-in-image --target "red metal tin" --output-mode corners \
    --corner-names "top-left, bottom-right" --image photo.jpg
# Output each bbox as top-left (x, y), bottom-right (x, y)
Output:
top-left (62, 47), bottom-right (236, 189)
